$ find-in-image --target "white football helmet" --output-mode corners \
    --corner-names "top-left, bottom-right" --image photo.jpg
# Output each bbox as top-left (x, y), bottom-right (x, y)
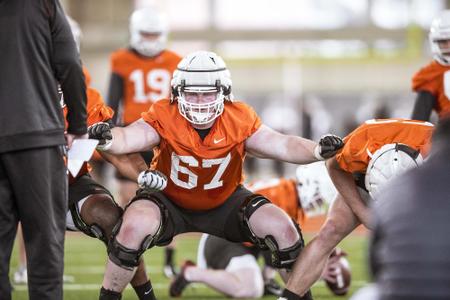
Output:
top-left (171, 51), bottom-right (233, 125)
top-left (296, 162), bottom-right (337, 217)
top-left (66, 16), bottom-right (82, 52)
top-left (365, 143), bottom-right (423, 198)
top-left (129, 7), bottom-right (168, 57)
top-left (429, 10), bottom-right (450, 65)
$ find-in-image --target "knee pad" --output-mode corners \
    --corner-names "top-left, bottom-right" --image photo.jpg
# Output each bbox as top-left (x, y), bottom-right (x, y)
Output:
top-left (69, 195), bottom-right (122, 245)
top-left (107, 225), bottom-right (155, 270)
top-left (246, 211), bottom-right (305, 270)
top-left (108, 193), bottom-right (167, 269)
top-left (240, 194), bottom-right (272, 248)
top-left (264, 232), bottom-right (304, 270)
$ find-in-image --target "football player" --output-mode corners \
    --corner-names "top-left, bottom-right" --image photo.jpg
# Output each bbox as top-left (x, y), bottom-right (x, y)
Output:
top-left (411, 10), bottom-right (450, 122)
top-left (88, 50), bottom-right (344, 300)
top-left (280, 118), bottom-right (434, 300)
top-left (106, 7), bottom-right (181, 276)
top-left (168, 163), bottom-right (350, 298)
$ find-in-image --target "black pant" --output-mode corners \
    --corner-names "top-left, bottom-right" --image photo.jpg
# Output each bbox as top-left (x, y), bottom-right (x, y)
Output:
top-left (0, 146), bottom-right (67, 300)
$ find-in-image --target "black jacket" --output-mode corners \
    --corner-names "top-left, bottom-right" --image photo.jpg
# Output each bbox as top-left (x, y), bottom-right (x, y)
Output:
top-left (0, 0), bottom-right (86, 153)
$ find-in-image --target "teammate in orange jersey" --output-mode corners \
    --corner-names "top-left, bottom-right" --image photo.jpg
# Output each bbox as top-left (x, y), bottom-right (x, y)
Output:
top-left (107, 7), bottom-right (182, 276)
top-left (88, 50), bottom-right (343, 300)
top-left (282, 118), bottom-right (434, 300)
top-left (411, 10), bottom-right (450, 122)
top-left (106, 6), bottom-right (181, 206)
top-left (168, 163), bottom-right (351, 299)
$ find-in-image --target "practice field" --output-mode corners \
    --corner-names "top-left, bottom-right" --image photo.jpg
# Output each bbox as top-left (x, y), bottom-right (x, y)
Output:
top-left (10, 232), bottom-right (369, 300)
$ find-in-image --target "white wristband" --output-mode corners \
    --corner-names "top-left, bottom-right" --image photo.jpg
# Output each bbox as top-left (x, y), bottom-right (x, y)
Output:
top-left (313, 145), bottom-right (324, 161)
top-left (96, 138), bottom-right (113, 151)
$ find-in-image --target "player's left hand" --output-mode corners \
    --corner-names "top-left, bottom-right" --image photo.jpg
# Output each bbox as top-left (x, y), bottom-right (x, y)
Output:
top-left (138, 170), bottom-right (168, 191)
top-left (314, 134), bottom-right (344, 160)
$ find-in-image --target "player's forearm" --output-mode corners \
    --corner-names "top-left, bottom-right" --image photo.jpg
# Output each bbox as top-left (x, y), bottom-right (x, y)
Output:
top-left (106, 127), bottom-right (129, 154)
top-left (327, 159), bottom-right (372, 228)
top-left (283, 136), bottom-right (318, 164)
top-left (100, 152), bottom-right (145, 181)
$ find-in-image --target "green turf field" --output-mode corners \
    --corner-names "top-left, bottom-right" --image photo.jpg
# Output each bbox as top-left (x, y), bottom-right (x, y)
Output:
top-left (10, 232), bottom-right (369, 300)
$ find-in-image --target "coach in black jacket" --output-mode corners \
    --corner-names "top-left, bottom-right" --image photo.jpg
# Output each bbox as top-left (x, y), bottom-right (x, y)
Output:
top-left (0, 0), bottom-right (87, 299)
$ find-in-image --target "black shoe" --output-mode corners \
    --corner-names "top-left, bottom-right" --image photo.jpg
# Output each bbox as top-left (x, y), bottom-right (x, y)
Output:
top-left (264, 278), bottom-right (283, 296)
top-left (169, 260), bottom-right (195, 297)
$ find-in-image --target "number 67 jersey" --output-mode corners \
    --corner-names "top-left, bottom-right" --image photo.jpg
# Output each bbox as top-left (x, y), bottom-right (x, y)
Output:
top-left (141, 99), bottom-right (262, 211)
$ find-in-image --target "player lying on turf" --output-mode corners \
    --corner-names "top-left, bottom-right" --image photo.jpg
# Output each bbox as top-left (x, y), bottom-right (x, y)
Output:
top-left (88, 50), bottom-right (344, 300)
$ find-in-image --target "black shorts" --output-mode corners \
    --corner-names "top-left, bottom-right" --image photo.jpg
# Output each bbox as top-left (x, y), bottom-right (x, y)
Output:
top-left (136, 185), bottom-right (256, 246)
top-left (115, 151), bottom-right (154, 181)
top-left (68, 174), bottom-right (113, 206)
top-left (202, 234), bottom-right (260, 270)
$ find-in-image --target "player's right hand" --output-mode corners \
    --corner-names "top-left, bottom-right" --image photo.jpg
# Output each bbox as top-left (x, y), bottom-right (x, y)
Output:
top-left (88, 122), bottom-right (113, 151)
top-left (138, 170), bottom-right (168, 191)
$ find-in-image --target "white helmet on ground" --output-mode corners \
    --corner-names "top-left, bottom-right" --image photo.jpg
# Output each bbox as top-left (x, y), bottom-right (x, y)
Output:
top-left (129, 7), bottom-right (168, 57)
top-left (429, 10), bottom-right (450, 65)
top-left (66, 16), bottom-right (82, 52)
top-left (296, 162), bottom-right (337, 217)
top-left (171, 51), bottom-right (233, 125)
top-left (365, 143), bottom-right (423, 198)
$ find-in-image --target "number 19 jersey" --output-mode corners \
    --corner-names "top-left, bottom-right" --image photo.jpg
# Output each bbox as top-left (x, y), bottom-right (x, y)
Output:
top-left (141, 100), bottom-right (261, 211)
top-left (110, 49), bottom-right (181, 125)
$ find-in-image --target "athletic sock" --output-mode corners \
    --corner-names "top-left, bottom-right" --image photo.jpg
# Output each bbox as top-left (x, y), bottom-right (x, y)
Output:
top-left (99, 287), bottom-right (122, 300)
top-left (164, 247), bottom-right (174, 265)
top-left (279, 288), bottom-right (313, 300)
top-left (133, 281), bottom-right (156, 300)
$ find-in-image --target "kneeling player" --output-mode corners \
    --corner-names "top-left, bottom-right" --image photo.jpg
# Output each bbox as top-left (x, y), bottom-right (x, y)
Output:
top-left (282, 118), bottom-right (434, 300)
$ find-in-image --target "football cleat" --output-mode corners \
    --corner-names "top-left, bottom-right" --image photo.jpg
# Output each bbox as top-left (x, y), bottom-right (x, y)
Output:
top-left (163, 263), bottom-right (178, 279)
top-left (264, 278), bottom-right (283, 296)
top-left (13, 267), bottom-right (27, 285)
top-left (169, 260), bottom-right (195, 297)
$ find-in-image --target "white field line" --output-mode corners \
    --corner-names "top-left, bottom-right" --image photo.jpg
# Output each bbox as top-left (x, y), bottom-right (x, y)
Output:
top-left (13, 280), bottom-right (370, 291)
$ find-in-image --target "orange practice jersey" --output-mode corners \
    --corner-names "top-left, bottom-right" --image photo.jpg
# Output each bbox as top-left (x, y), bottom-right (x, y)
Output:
top-left (336, 119), bottom-right (434, 174)
top-left (412, 60), bottom-right (450, 119)
top-left (248, 178), bottom-right (303, 223)
top-left (142, 100), bottom-right (261, 210)
top-left (64, 86), bottom-right (114, 183)
top-left (110, 49), bottom-right (181, 125)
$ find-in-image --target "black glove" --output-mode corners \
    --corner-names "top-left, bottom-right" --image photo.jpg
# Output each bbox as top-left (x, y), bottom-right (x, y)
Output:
top-left (314, 134), bottom-right (344, 160)
top-left (88, 122), bottom-right (113, 150)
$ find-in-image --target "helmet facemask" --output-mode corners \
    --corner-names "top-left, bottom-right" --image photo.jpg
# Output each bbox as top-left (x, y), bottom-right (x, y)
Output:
top-left (171, 51), bottom-right (232, 126)
top-left (177, 86), bottom-right (225, 125)
top-left (130, 30), bottom-right (167, 57)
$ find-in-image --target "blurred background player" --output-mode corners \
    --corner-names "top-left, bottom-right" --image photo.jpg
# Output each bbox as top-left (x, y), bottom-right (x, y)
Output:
top-left (281, 118), bottom-right (434, 300)
top-left (106, 6), bottom-right (181, 277)
top-left (411, 10), bottom-right (450, 122)
top-left (169, 162), bottom-right (351, 298)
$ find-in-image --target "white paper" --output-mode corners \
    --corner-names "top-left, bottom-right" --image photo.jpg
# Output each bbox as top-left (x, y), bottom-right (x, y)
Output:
top-left (67, 139), bottom-right (99, 177)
